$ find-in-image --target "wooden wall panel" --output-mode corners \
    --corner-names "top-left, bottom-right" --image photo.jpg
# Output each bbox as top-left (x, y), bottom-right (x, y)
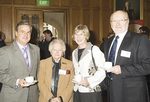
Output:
top-left (82, 9), bottom-right (90, 27)
top-left (13, 0), bottom-right (35, 5)
top-left (0, 0), bottom-right (12, 4)
top-left (101, 0), bottom-right (113, 39)
top-left (60, 0), bottom-right (70, 7)
top-left (13, 0), bottom-right (24, 5)
top-left (71, 8), bottom-right (82, 31)
top-left (90, 0), bottom-right (99, 8)
top-left (70, 1), bottom-right (81, 7)
top-left (50, 0), bottom-right (61, 7)
top-left (92, 8), bottom-right (100, 45)
top-left (70, 8), bottom-right (81, 49)
top-left (0, 7), bottom-right (2, 30)
top-left (15, 8), bottom-right (43, 38)
top-left (24, 0), bottom-right (36, 5)
top-left (143, 0), bottom-right (150, 27)
top-left (1, 6), bottom-right (12, 43)
top-left (81, 0), bottom-right (90, 7)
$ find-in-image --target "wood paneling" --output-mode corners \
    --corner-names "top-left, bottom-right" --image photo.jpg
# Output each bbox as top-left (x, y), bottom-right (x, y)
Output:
top-left (81, 0), bottom-right (90, 7)
top-left (92, 8), bottom-right (100, 45)
top-left (70, 1), bottom-right (81, 7)
top-left (60, 0), bottom-right (70, 7)
top-left (0, 7), bottom-right (2, 30)
top-left (50, 0), bottom-right (61, 7)
top-left (143, 0), bottom-right (150, 27)
top-left (0, 6), bottom-right (12, 43)
top-left (71, 8), bottom-right (82, 30)
top-left (70, 8), bottom-right (81, 49)
top-left (24, 0), bottom-right (36, 5)
top-left (89, 0), bottom-right (99, 8)
top-left (0, 0), bottom-right (150, 56)
top-left (101, 0), bottom-right (113, 39)
top-left (82, 9), bottom-right (90, 27)
top-left (0, 0), bottom-right (12, 4)
top-left (13, 0), bottom-right (35, 5)
top-left (16, 8), bottom-right (43, 38)
top-left (13, 0), bottom-right (24, 5)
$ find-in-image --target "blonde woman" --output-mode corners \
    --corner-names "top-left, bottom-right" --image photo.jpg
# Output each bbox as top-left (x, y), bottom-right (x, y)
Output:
top-left (38, 38), bottom-right (73, 102)
top-left (72, 24), bottom-right (106, 102)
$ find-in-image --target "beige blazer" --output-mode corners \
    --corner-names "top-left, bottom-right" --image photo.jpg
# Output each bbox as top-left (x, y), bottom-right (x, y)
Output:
top-left (38, 57), bottom-right (74, 102)
top-left (0, 41), bottom-right (40, 102)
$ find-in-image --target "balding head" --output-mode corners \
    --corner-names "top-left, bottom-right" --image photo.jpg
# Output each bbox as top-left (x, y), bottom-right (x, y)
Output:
top-left (110, 10), bottom-right (129, 34)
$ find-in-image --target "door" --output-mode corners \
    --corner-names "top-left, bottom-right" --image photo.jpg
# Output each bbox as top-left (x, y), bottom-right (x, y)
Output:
top-left (15, 8), bottom-right (43, 41)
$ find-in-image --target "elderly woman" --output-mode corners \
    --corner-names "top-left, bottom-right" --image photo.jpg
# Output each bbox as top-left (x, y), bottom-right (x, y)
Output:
top-left (72, 24), bottom-right (106, 102)
top-left (38, 38), bottom-right (73, 102)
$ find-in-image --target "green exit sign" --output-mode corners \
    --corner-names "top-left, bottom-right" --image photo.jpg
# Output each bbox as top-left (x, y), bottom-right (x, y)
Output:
top-left (37, 0), bottom-right (50, 6)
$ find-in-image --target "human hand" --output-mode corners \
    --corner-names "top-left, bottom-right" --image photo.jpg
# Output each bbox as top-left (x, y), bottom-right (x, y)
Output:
top-left (72, 75), bottom-right (82, 85)
top-left (18, 79), bottom-right (27, 87)
top-left (110, 65), bottom-right (121, 74)
top-left (72, 76), bottom-right (89, 87)
top-left (49, 97), bottom-right (61, 102)
top-left (80, 77), bottom-right (89, 87)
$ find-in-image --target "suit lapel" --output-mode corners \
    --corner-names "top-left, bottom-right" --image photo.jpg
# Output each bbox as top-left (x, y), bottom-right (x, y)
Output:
top-left (116, 32), bottom-right (132, 64)
top-left (105, 36), bottom-right (114, 61)
top-left (29, 45), bottom-right (35, 72)
top-left (13, 41), bottom-right (29, 72)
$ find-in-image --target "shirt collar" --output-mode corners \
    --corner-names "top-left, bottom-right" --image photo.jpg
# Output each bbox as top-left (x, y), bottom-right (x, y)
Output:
top-left (16, 41), bottom-right (28, 50)
top-left (115, 30), bottom-right (127, 39)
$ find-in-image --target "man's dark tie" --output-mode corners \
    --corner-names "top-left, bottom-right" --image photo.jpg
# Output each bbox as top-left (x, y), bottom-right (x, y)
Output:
top-left (108, 36), bottom-right (119, 66)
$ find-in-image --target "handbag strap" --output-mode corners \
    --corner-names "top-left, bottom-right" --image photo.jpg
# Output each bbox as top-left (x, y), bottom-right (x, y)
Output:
top-left (91, 45), bottom-right (97, 70)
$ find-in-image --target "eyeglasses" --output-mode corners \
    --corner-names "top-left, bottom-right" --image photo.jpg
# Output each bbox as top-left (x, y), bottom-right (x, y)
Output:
top-left (111, 19), bottom-right (128, 23)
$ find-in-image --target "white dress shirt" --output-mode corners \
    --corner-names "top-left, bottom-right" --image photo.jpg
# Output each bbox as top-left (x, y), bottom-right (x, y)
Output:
top-left (109, 31), bottom-right (127, 65)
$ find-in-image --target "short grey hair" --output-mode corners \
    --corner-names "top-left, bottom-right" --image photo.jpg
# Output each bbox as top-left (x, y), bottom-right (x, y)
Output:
top-left (49, 38), bottom-right (66, 53)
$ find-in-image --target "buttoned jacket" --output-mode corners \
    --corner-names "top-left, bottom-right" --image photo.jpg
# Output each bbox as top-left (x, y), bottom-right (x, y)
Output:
top-left (0, 41), bottom-right (40, 102)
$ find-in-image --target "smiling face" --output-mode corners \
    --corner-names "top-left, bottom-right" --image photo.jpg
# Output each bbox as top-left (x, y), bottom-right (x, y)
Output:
top-left (15, 24), bottom-right (31, 46)
top-left (74, 30), bottom-right (87, 46)
top-left (73, 24), bottom-right (90, 48)
top-left (110, 10), bottom-right (129, 34)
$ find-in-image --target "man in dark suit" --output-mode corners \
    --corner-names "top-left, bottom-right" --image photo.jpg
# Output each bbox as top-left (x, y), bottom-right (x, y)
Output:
top-left (103, 10), bottom-right (150, 102)
top-left (0, 21), bottom-right (40, 102)
top-left (38, 29), bottom-right (54, 60)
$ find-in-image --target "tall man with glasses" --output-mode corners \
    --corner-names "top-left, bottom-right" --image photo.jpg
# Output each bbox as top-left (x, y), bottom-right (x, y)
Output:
top-left (103, 10), bottom-right (150, 102)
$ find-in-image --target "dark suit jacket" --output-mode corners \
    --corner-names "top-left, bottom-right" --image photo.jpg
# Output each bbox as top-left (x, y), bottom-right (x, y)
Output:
top-left (0, 41), bottom-right (40, 102)
top-left (103, 31), bottom-right (150, 102)
top-left (0, 40), bottom-right (6, 48)
top-left (38, 41), bottom-right (51, 60)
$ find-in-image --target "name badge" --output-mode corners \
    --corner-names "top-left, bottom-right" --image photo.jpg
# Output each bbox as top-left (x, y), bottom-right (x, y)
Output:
top-left (121, 50), bottom-right (131, 58)
top-left (59, 69), bottom-right (67, 75)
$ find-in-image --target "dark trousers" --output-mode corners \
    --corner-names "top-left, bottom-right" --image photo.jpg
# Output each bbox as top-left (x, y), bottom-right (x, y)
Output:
top-left (73, 91), bottom-right (103, 102)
